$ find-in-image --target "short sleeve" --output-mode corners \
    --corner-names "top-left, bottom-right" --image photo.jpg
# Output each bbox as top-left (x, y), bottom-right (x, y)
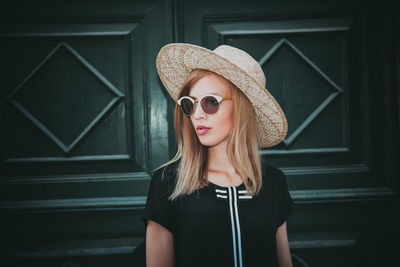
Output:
top-left (142, 166), bottom-right (177, 233)
top-left (275, 168), bottom-right (295, 228)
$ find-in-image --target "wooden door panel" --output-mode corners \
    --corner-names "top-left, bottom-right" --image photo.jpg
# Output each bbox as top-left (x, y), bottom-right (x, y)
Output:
top-left (179, 0), bottom-right (399, 266)
top-left (2, 24), bottom-right (141, 168)
top-left (0, 0), bottom-right (172, 265)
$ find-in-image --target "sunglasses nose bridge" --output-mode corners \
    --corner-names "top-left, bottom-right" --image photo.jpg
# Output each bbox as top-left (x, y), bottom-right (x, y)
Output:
top-left (192, 99), bottom-right (208, 117)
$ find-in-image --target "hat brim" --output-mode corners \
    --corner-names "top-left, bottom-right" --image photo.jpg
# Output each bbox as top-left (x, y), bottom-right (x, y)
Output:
top-left (156, 43), bottom-right (287, 148)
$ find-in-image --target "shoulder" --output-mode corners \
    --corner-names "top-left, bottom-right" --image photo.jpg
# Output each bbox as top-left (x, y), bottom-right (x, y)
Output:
top-left (152, 159), bottom-right (180, 179)
top-left (262, 162), bottom-right (284, 178)
top-left (261, 158), bottom-right (285, 181)
top-left (150, 159), bottom-right (180, 193)
top-left (260, 160), bottom-right (287, 193)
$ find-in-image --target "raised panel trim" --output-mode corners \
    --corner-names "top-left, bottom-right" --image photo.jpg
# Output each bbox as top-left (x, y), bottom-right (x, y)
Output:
top-left (1, 231), bottom-right (359, 259)
top-left (3, 154), bottom-right (131, 163)
top-left (261, 147), bottom-right (349, 155)
top-left (1, 171), bottom-right (150, 184)
top-left (1, 187), bottom-right (396, 214)
top-left (0, 21), bottom-right (147, 167)
top-left (1, 196), bottom-right (147, 213)
top-left (282, 163), bottom-right (369, 175)
top-left (2, 237), bottom-right (143, 259)
top-left (205, 17), bottom-right (355, 156)
top-left (6, 41), bottom-right (125, 154)
top-left (259, 38), bottom-right (344, 148)
top-left (291, 187), bottom-right (397, 204)
top-left (291, 239), bottom-right (356, 249)
top-left (204, 17), bottom-right (353, 47)
top-left (0, 22), bottom-right (142, 37)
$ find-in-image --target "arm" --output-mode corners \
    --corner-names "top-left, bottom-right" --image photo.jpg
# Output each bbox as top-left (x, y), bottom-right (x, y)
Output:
top-left (146, 220), bottom-right (174, 267)
top-left (276, 221), bottom-right (293, 267)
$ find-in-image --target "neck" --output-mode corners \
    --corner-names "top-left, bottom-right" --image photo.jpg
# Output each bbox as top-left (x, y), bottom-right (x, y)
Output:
top-left (207, 139), bottom-right (235, 172)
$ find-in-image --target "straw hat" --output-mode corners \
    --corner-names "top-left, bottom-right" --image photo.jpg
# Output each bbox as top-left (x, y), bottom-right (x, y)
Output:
top-left (156, 43), bottom-right (287, 148)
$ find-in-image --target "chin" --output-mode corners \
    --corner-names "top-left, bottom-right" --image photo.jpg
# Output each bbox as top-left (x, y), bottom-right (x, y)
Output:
top-left (198, 136), bottom-right (227, 147)
top-left (197, 137), bottom-right (214, 147)
top-left (198, 141), bottom-right (216, 147)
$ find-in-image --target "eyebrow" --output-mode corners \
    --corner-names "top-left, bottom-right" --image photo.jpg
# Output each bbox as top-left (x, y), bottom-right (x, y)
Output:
top-left (188, 93), bottom-right (221, 99)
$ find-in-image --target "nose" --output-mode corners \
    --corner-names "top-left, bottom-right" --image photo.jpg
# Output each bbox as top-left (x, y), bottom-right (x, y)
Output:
top-left (192, 102), bottom-right (207, 120)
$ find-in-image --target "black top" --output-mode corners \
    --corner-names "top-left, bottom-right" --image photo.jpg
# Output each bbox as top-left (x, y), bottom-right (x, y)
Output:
top-left (142, 160), bottom-right (295, 267)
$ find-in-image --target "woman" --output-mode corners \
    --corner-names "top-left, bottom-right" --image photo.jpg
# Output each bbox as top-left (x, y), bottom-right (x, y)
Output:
top-left (142, 43), bottom-right (294, 267)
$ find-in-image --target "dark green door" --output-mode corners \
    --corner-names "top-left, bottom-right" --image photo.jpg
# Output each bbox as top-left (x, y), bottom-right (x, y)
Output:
top-left (1, 0), bottom-right (399, 266)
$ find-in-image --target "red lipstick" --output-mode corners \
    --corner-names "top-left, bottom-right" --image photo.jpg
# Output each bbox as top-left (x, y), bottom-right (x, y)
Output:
top-left (196, 125), bottom-right (211, 135)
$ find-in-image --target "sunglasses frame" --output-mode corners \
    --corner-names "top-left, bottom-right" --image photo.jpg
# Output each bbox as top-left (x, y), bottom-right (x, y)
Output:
top-left (177, 94), bottom-right (232, 117)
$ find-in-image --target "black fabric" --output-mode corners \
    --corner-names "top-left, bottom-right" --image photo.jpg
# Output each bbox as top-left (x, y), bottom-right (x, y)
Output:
top-left (141, 160), bottom-right (295, 267)
top-left (142, 164), bottom-right (177, 233)
top-left (130, 240), bottom-right (146, 267)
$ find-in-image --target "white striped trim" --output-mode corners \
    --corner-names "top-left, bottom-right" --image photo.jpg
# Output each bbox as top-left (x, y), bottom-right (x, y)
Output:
top-left (228, 188), bottom-right (238, 267)
top-left (232, 187), bottom-right (243, 267)
top-left (238, 195), bottom-right (252, 199)
top-left (215, 189), bottom-right (227, 194)
top-left (216, 194), bottom-right (227, 199)
top-left (238, 190), bottom-right (248, 194)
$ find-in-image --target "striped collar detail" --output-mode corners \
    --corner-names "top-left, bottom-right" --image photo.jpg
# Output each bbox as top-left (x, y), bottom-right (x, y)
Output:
top-left (228, 187), bottom-right (243, 267)
top-left (215, 188), bottom-right (252, 201)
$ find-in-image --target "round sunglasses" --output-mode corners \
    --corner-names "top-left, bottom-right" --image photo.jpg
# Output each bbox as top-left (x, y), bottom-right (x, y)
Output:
top-left (177, 94), bottom-right (232, 117)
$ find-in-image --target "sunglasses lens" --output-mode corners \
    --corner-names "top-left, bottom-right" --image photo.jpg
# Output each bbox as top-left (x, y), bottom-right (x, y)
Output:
top-left (201, 96), bottom-right (219, 114)
top-left (180, 98), bottom-right (193, 116)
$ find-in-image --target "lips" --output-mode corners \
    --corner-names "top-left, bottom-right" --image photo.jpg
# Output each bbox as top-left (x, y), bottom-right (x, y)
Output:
top-left (196, 125), bottom-right (211, 135)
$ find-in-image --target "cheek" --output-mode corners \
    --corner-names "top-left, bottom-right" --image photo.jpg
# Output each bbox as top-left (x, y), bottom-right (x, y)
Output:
top-left (220, 106), bottom-right (233, 130)
top-left (190, 116), bottom-right (196, 128)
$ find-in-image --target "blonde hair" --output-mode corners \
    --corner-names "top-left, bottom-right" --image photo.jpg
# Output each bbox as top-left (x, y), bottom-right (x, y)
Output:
top-left (157, 69), bottom-right (262, 200)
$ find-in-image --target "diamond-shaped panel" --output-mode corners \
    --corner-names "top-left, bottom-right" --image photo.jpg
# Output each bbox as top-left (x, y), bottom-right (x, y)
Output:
top-left (260, 39), bottom-right (342, 147)
top-left (6, 42), bottom-right (124, 153)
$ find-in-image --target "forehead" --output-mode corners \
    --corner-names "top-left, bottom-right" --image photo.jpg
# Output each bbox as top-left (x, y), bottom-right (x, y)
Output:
top-left (189, 74), bottom-right (231, 98)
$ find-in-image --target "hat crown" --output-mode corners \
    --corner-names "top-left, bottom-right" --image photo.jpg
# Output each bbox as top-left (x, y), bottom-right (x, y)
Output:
top-left (213, 45), bottom-right (266, 87)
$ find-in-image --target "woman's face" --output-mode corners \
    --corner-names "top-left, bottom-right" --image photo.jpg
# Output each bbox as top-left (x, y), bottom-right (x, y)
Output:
top-left (188, 73), bottom-right (233, 148)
